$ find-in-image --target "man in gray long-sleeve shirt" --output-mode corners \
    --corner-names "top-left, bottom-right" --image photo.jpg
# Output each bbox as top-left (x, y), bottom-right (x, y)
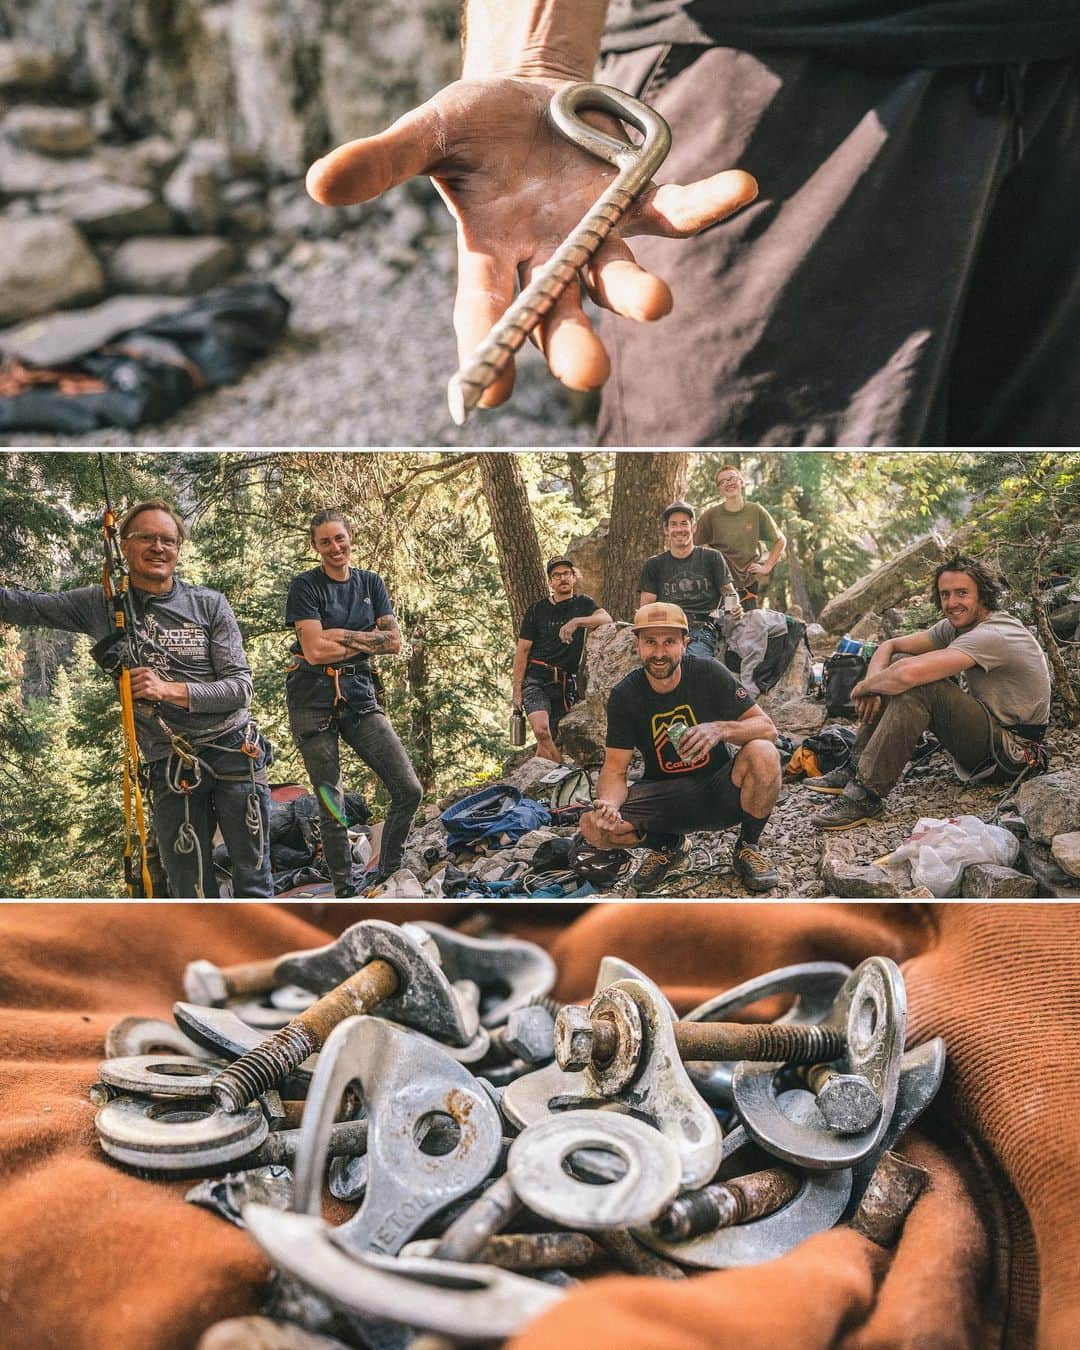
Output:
top-left (0, 499), bottom-right (273, 898)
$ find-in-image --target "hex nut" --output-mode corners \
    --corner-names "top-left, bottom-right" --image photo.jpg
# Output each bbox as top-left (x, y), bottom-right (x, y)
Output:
top-left (554, 1005), bottom-right (595, 1072)
top-left (503, 1006), bottom-right (555, 1065)
top-left (816, 1072), bottom-right (881, 1134)
top-left (183, 959), bottom-right (229, 1006)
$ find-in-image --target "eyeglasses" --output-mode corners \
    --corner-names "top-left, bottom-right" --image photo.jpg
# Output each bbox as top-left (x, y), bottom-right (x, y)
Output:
top-left (123, 532), bottom-right (180, 550)
top-left (549, 570), bottom-right (575, 580)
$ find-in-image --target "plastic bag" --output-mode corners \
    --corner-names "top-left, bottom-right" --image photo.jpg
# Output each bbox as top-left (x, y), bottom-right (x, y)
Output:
top-left (887, 815), bottom-right (1020, 897)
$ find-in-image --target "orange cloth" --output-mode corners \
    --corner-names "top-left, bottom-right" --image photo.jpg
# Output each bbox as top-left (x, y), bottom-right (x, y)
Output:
top-left (0, 902), bottom-right (1075, 1350)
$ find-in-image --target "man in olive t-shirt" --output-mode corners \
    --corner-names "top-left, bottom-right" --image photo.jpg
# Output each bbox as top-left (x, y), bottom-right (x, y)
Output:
top-left (808, 556), bottom-right (1052, 831)
top-left (695, 466), bottom-right (785, 610)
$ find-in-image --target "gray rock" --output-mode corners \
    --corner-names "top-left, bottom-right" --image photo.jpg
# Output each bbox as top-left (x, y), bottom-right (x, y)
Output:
top-left (2, 104), bottom-right (94, 155)
top-left (0, 140), bottom-right (101, 194)
top-left (818, 532), bottom-right (949, 635)
top-left (0, 216), bottom-right (104, 324)
top-left (959, 863), bottom-right (1038, 898)
top-left (557, 625), bottom-right (640, 763)
top-left (1017, 838), bottom-right (1080, 899)
top-left (503, 755), bottom-right (563, 799)
top-left (1016, 770), bottom-right (1080, 845)
top-left (267, 181), bottom-right (361, 239)
top-left (768, 695), bottom-right (826, 736)
top-left (1050, 832), bottom-right (1080, 879)
top-left (0, 41), bottom-right (63, 91)
top-left (848, 614), bottom-right (883, 642)
top-left (820, 844), bottom-right (912, 898)
top-left (163, 140), bottom-right (230, 232)
top-left (107, 236), bottom-right (238, 294)
top-left (39, 181), bottom-right (172, 237)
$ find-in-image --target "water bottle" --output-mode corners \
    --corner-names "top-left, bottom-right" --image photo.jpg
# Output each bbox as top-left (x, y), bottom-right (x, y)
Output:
top-left (510, 706), bottom-right (527, 747)
top-left (722, 582), bottom-right (740, 615)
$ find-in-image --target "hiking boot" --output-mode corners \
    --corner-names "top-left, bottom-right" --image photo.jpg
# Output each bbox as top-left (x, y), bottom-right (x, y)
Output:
top-left (616, 840), bottom-right (691, 897)
top-left (732, 841), bottom-right (779, 893)
top-left (803, 765), bottom-right (854, 794)
top-left (811, 784), bottom-right (884, 831)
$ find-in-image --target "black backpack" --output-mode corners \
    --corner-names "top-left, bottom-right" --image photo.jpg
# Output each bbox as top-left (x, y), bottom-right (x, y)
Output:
top-left (822, 652), bottom-right (868, 718)
top-left (723, 616), bottom-right (808, 696)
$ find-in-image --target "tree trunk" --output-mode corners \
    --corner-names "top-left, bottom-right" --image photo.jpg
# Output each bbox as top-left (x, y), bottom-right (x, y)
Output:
top-left (476, 453), bottom-right (547, 633)
top-left (405, 616), bottom-right (436, 790)
top-left (785, 542), bottom-right (815, 620)
top-left (603, 452), bottom-right (688, 621)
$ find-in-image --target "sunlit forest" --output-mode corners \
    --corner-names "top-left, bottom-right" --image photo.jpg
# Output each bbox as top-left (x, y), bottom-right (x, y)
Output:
top-left (1, 449), bottom-right (1076, 897)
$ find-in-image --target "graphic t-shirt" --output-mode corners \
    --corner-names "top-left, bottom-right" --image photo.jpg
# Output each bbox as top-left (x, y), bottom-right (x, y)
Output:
top-left (638, 547), bottom-right (732, 622)
top-left (694, 502), bottom-right (780, 589)
top-left (927, 611), bottom-right (1051, 727)
top-left (285, 566), bottom-right (393, 710)
top-left (519, 594), bottom-right (600, 674)
top-left (606, 654), bottom-right (756, 780)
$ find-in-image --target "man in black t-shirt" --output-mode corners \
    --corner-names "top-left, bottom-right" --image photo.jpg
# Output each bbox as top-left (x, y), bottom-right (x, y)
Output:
top-left (639, 502), bottom-right (739, 661)
top-left (513, 556), bottom-right (612, 762)
top-left (578, 601), bottom-right (780, 894)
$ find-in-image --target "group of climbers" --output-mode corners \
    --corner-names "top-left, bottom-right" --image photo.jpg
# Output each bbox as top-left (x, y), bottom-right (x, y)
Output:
top-left (0, 463), bottom-right (1053, 899)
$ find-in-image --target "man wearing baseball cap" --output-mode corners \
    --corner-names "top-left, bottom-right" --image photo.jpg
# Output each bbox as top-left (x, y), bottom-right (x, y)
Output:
top-left (639, 501), bottom-right (740, 661)
top-left (512, 557), bottom-right (612, 763)
top-left (576, 601), bottom-right (781, 894)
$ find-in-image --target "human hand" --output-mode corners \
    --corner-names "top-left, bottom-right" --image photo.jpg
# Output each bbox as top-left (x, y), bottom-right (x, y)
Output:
top-left (128, 667), bottom-right (172, 704)
top-left (745, 562), bottom-right (770, 578)
top-left (677, 721), bottom-right (721, 759)
top-left (853, 692), bottom-right (881, 724)
top-left (306, 77), bottom-right (757, 408)
top-left (592, 798), bottom-right (625, 829)
top-left (557, 620), bottom-right (579, 643)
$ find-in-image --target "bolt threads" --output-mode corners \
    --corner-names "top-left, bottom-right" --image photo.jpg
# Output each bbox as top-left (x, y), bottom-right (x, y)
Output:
top-left (674, 1020), bottom-right (845, 1066)
top-left (530, 995), bottom-right (562, 1018)
top-left (211, 1022), bottom-right (317, 1113)
top-left (653, 1168), bottom-right (801, 1242)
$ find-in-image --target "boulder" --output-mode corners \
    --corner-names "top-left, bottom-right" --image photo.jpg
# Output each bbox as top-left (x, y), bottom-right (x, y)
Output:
top-left (163, 140), bottom-right (229, 232)
top-left (0, 140), bottom-right (101, 194)
top-left (1016, 770), bottom-right (1080, 845)
top-left (503, 756), bottom-right (562, 799)
top-left (819, 842), bottom-right (912, 898)
top-left (40, 182), bottom-right (172, 237)
top-left (0, 216), bottom-right (104, 324)
top-left (557, 625), bottom-right (639, 763)
top-left (0, 41), bottom-right (63, 90)
top-left (107, 236), bottom-right (238, 294)
top-left (1049, 600), bottom-right (1079, 640)
top-left (1050, 832), bottom-right (1080, 879)
top-left (566, 518), bottom-right (609, 604)
top-left (768, 695), bottom-right (826, 736)
top-left (2, 105), bottom-right (94, 155)
top-left (848, 614), bottom-right (883, 643)
top-left (818, 532), bottom-right (949, 634)
top-left (959, 864), bottom-right (1038, 898)
top-left (1017, 839), bottom-right (1080, 900)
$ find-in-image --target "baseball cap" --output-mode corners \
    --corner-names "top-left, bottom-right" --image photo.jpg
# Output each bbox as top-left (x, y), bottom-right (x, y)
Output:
top-left (546, 556), bottom-right (575, 576)
top-left (662, 500), bottom-right (695, 522)
top-left (632, 602), bottom-right (689, 632)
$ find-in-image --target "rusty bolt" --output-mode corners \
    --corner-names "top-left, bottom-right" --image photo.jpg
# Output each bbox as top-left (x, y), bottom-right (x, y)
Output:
top-left (211, 959), bottom-right (399, 1113)
top-left (183, 956), bottom-right (283, 1006)
top-left (652, 1166), bottom-right (802, 1242)
top-left (800, 1064), bottom-right (881, 1133)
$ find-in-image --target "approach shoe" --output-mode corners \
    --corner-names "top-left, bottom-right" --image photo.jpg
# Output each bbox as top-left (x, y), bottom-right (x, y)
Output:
top-left (803, 765), bottom-right (855, 794)
top-left (616, 839), bottom-right (691, 898)
top-left (732, 841), bottom-right (779, 893)
top-left (811, 784), bottom-right (884, 831)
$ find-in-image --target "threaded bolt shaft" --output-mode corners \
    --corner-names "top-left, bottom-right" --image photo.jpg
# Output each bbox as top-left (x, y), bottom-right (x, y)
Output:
top-left (652, 1167), bottom-right (801, 1242)
top-left (211, 958), bottom-right (398, 1113)
top-left (672, 1020), bottom-right (844, 1066)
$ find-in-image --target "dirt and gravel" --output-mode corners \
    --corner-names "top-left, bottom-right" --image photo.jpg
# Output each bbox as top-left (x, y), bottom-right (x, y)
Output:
top-left (633, 724), bottom-right (1080, 899)
top-left (10, 217), bottom-right (595, 450)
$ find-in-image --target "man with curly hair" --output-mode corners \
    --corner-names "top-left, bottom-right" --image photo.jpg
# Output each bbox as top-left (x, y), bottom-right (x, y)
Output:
top-left (809, 555), bottom-right (1052, 830)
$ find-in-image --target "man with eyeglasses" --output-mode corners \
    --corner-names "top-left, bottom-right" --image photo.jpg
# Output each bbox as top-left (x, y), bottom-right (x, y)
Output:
top-left (0, 499), bottom-right (273, 898)
top-left (695, 467), bottom-right (785, 611)
top-left (513, 557), bottom-right (612, 763)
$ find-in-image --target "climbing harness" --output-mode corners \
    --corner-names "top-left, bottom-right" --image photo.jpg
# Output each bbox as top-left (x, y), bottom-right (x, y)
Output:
top-left (286, 654), bottom-right (368, 708)
top-left (157, 714), bottom-right (268, 899)
top-left (527, 658), bottom-right (577, 715)
top-left (97, 453), bottom-right (153, 898)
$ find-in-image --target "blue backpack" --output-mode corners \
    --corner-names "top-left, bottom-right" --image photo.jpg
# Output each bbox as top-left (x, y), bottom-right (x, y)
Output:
top-left (441, 785), bottom-right (552, 849)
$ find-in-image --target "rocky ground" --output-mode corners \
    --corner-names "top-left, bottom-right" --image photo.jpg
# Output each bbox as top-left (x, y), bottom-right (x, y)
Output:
top-left (7, 216), bottom-right (596, 450)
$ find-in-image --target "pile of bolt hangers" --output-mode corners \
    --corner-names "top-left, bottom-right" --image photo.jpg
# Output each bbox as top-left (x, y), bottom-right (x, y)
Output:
top-left (91, 917), bottom-right (946, 1346)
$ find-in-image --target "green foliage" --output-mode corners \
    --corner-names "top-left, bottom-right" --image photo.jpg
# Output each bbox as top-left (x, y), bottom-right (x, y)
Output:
top-left (1, 449), bottom-right (1063, 895)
